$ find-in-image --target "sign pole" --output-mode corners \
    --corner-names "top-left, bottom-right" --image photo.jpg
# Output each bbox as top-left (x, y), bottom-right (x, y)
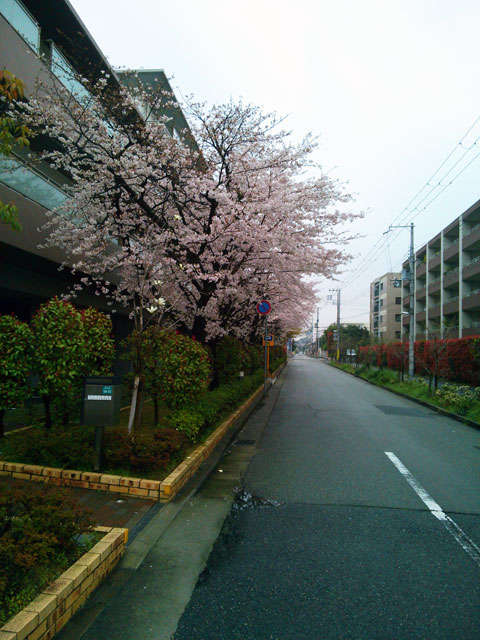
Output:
top-left (256, 299), bottom-right (272, 399)
top-left (264, 315), bottom-right (268, 398)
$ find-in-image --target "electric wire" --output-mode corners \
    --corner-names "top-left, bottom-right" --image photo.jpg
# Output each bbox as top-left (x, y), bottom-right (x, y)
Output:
top-left (339, 115), bottom-right (480, 287)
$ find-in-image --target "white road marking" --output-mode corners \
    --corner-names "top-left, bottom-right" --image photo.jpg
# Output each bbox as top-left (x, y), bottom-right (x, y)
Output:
top-left (385, 451), bottom-right (480, 566)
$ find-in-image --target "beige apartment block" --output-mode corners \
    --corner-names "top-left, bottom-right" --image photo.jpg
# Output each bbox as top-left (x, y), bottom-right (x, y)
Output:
top-left (402, 198), bottom-right (480, 340)
top-left (370, 272), bottom-right (403, 343)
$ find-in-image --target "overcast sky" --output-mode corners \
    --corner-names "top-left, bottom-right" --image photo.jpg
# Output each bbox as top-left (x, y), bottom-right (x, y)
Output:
top-left (70, 0), bottom-right (480, 333)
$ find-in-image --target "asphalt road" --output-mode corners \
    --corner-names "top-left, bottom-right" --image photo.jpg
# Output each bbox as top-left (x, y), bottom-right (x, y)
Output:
top-left (174, 355), bottom-right (480, 639)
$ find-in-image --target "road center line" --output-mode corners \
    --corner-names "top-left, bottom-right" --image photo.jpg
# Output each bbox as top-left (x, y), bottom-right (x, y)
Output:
top-left (385, 451), bottom-right (480, 566)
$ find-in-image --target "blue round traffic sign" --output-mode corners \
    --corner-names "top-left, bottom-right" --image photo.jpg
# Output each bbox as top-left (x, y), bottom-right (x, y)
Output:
top-left (256, 300), bottom-right (272, 315)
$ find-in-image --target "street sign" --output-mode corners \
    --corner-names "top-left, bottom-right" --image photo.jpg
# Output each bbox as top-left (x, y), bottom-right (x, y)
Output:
top-left (256, 300), bottom-right (272, 315)
top-left (263, 335), bottom-right (274, 346)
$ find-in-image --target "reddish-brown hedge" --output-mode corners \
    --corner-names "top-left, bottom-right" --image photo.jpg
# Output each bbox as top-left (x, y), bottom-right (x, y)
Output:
top-left (359, 336), bottom-right (480, 384)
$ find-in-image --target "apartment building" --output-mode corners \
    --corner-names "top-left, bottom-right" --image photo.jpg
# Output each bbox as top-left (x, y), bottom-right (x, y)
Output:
top-left (402, 198), bottom-right (480, 339)
top-left (0, 0), bottom-right (192, 334)
top-left (369, 272), bottom-right (403, 343)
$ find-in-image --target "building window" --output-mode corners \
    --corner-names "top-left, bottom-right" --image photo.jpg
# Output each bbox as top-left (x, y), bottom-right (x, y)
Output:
top-left (395, 331), bottom-right (401, 339)
top-left (395, 297), bottom-right (401, 304)
top-left (395, 314), bottom-right (401, 322)
top-left (0, 0), bottom-right (40, 53)
top-left (51, 43), bottom-right (90, 103)
top-left (0, 157), bottom-right (68, 211)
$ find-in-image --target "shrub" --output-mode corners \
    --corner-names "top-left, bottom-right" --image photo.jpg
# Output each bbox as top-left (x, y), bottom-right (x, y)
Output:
top-left (135, 328), bottom-right (211, 412)
top-left (169, 369), bottom-right (265, 441)
top-left (80, 307), bottom-right (115, 375)
top-left (0, 315), bottom-right (33, 437)
top-left (435, 383), bottom-right (477, 415)
top-left (103, 427), bottom-right (189, 474)
top-left (0, 482), bottom-right (95, 626)
top-left (169, 410), bottom-right (205, 442)
top-left (31, 298), bottom-right (114, 428)
top-left (246, 344), bottom-right (263, 373)
top-left (214, 336), bottom-right (244, 384)
top-left (0, 425), bottom-right (96, 469)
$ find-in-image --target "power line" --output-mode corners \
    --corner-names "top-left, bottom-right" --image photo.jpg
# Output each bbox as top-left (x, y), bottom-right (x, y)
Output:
top-left (340, 115), bottom-right (480, 287)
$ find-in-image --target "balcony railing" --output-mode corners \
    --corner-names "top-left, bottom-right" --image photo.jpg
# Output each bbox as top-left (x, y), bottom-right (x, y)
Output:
top-left (443, 237), bottom-right (459, 250)
top-left (463, 221), bottom-right (480, 236)
top-left (0, 0), bottom-right (40, 53)
top-left (465, 288), bottom-right (480, 298)
top-left (0, 156), bottom-right (68, 211)
top-left (464, 255), bottom-right (480, 268)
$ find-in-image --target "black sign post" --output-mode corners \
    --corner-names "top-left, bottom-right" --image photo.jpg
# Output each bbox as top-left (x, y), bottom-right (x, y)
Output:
top-left (256, 300), bottom-right (272, 398)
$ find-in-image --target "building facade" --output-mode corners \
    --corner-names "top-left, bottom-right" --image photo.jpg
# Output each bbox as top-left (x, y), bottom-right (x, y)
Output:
top-left (0, 0), bottom-right (192, 337)
top-left (402, 198), bottom-right (480, 340)
top-left (369, 272), bottom-right (402, 343)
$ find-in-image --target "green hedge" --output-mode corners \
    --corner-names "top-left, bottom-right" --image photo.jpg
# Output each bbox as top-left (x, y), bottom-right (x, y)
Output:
top-left (170, 369), bottom-right (265, 441)
top-left (0, 424), bottom-right (189, 476)
top-left (0, 483), bottom-right (95, 626)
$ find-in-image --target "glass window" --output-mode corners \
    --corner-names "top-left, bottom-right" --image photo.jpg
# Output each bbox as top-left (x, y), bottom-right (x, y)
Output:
top-left (395, 297), bottom-right (401, 304)
top-left (51, 43), bottom-right (90, 103)
top-left (0, 157), bottom-right (68, 211)
top-left (395, 314), bottom-right (401, 322)
top-left (0, 0), bottom-right (39, 52)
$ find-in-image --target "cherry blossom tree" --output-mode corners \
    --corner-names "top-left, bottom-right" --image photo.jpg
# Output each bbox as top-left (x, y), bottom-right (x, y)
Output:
top-left (20, 69), bottom-right (359, 426)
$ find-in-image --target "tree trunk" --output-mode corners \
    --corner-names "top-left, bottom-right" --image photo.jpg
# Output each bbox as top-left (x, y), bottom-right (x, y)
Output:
top-left (0, 409), bottom-right (5, 438)
top-left (127, 376), bottom-right (140, 434)
top-left (43, 395), bottom-right (51, 429)
top-left (134, 379), bottom-right (145, 431)
top-left (154, 397), bottom-right (159, 427)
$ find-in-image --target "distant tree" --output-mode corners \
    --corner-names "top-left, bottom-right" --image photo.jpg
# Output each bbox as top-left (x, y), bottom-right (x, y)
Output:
top-left (321, 323), bottom-right (369, 360)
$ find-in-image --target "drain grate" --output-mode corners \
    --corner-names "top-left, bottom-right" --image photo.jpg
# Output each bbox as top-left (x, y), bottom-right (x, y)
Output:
top-left (375, 405), bottom-right (429, 417)
top-left (235, 439), bottom-right (256, 445)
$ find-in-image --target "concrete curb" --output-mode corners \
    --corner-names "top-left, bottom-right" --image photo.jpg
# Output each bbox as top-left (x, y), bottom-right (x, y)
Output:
top-left (329, 363), bottom-right (480, 432)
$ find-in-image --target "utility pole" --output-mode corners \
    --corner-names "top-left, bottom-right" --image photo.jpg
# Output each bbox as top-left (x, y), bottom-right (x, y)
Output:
top-left (316, 307), bottom-right (319, 358)
top-left (329, 288), bottom-right (341, 361)
top-left (385, 223), bottom-right (415, 377)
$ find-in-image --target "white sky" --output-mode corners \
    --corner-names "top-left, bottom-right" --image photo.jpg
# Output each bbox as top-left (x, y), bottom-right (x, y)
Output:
top-left (70, 0), bottom-right (480, 333)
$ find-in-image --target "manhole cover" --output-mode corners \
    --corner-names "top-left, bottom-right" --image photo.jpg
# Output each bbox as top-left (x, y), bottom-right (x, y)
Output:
top-left (235, 439), bottom-right (256, 445)
top-left (375, 405), bottom-right (429, 417)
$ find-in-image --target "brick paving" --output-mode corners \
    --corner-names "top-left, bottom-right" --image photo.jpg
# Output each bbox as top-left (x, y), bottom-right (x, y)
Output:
top-left (0, 476), bottom-right (157, 532)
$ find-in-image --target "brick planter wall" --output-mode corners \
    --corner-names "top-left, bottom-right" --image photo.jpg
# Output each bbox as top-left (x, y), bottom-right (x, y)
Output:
top-left (0, 526), bottom-right (128, 640)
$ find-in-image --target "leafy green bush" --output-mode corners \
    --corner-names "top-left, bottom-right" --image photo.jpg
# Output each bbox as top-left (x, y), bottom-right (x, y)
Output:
top-left (246, 344), bottom-right (263, 373)
top-left (214, 336), bottom-right (244, 384)
top-left (32, 298), bottom-right (114, 428)
top-left (0, 425), bottom-right (96, 469)
top-left (80, 307), bottom-right (115, 375)
top-left (170, 369), bottom-right (264, 441)
top-left (103, 427), bottom-right (189, 474)
top-left (0, 315), bottom-right (33, 437)
top-left (0, 482), bottom-right (95, 626)
top-left (169, 410), bottom-right (205, 442)
top-left (134, 328), bottom-right (211, 411)
top-left (435, 383), bottom-right (477, 415)
top-left (1, 424), bottom-right (189, 475)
